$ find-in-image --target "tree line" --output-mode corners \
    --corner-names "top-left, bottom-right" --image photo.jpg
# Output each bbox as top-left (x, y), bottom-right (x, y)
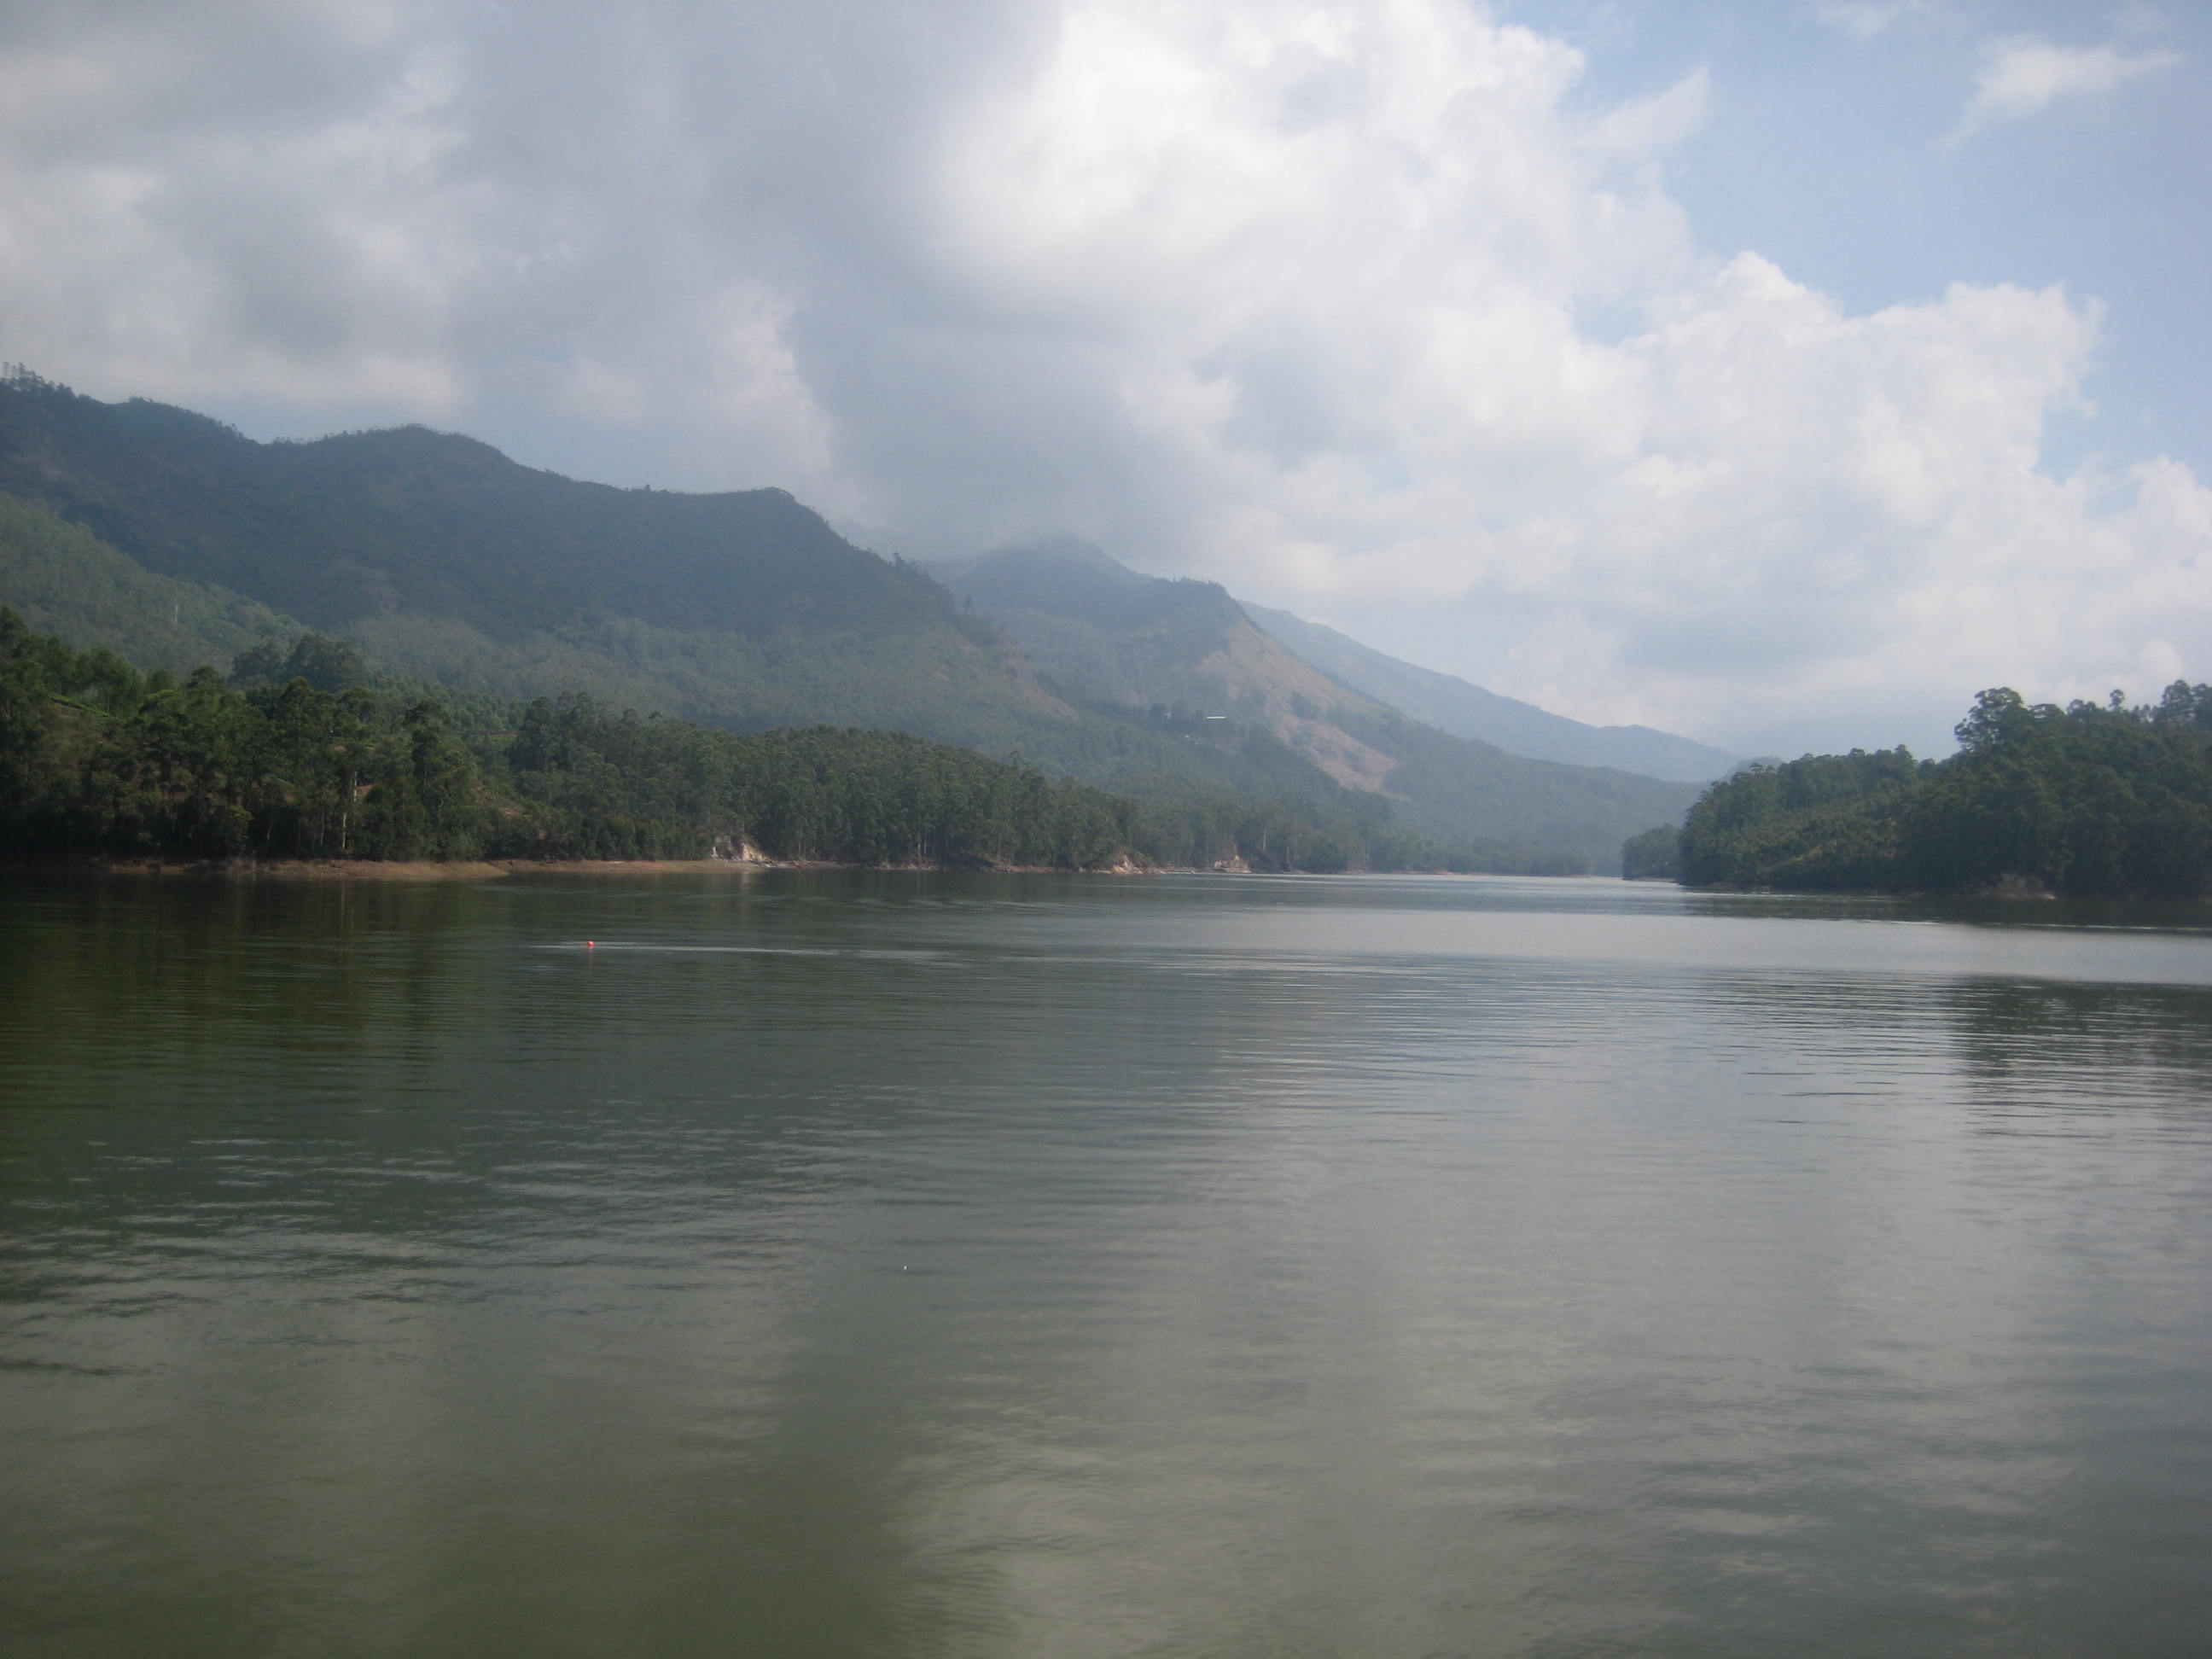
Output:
top-left (1638, 683), bottom-right (2212, 897)
top-left (0, 609), bottom-right (1512, 873)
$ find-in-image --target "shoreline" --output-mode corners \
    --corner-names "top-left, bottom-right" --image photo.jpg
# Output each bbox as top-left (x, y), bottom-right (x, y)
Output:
top-left (0, 854), bottom-right (1604, 883)
top-left (0, 853), bottom-right (1161, 882)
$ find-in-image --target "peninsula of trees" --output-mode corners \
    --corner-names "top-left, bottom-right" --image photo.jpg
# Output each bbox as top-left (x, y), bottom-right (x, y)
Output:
top-left (1641, 684), bottom-right (2212, 899)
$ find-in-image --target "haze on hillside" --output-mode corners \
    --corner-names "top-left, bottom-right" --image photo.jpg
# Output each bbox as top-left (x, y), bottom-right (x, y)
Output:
top-left (926, 538), bottom-right (1739, 781)
top-left (0, 374), bottom-right (1703, 870)
top-left (2, 1), bottom-right (2205, 756)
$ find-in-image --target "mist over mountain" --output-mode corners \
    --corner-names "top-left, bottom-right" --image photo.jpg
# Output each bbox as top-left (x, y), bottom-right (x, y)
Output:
top-left (928, 542), bottom-right (1698, 862)
top-left (0, 370), bottom-right (1081, 754)
top-left (0, 373), bottom-right (1701, 869)
top-left (1237, 603), bottom-right (1740, 783)
top-left (0, 376), bottom-right (1421, 842)
top-left (928, 536), bottom-right (1735, 784)
top-left (932, 542), bottom-right (1400, 791)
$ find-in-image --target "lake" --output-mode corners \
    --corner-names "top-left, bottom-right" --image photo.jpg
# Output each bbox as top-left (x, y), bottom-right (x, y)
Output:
top-left (3, 870), bottom-right (2209, 1657)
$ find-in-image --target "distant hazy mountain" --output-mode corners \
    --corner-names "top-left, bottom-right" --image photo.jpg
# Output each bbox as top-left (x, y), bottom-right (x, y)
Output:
top-left (930, 541), bottom-right (1699, 866)
top-left (1241, 602), bottom-right (1739, 783)
top-left (0, 374), bottom-right (1703, 868)
top-left (0, 375), bottom-right (1637, 862)
top-left (0, 370), bottom-right (1082, 756)
top-left (934, 540), bottom-right (1400, 789)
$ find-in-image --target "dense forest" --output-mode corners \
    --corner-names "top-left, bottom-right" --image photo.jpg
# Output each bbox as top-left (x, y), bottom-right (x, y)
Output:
top-left (0, 370), bottom-right (1691, 870)
top-left (1656, 684), bottom-right (2212, 897)
top-left (0, 609), bottom-right (1500, 873)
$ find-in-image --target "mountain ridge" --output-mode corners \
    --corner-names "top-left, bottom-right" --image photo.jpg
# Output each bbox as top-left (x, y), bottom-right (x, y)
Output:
top-left (1239, 603), bottom-right (1739, 783)
top-left (0, 372), bottom-right (1700, 869)
top-left (928, 542), bottom-right (1699, 863)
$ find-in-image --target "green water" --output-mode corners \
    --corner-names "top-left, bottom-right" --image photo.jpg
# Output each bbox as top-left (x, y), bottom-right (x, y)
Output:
top-left (3, 870), bottom-right (2209, 1657)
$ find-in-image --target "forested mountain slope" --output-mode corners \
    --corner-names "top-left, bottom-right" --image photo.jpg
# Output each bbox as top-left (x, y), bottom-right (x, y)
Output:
top-left (0, 492), bottom-right (309, 675)
top-left (0, 608), bottom-right (1522, 875)
top-left (0, 375), bottom-right (1473, 859)
top-left (0, 372), bottom-right (1698, 869)
top-left (934, 540), bottom-right (1405, 791)
top-left (929, 542), bottom-right (1701, 864)
top-left (0, 608), bottom-right (1145, 869)
top-left (1239, 601), bottom-right (1738, 783)
top-left (0, 372), bottom-right (928, 639)
top-left (0, 370), bottom-right (1081, 752)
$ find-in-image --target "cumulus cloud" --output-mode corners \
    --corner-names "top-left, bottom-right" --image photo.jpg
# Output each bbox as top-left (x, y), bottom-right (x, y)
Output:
top-left (1957, 34), bottom-right (2182, 135)
top-left (1812, 1), bottom-right (1940, 41)
top-left (0, 0), bottom-right (2204, 755)
top-left (1462, 265), bottom-right (2209, 750)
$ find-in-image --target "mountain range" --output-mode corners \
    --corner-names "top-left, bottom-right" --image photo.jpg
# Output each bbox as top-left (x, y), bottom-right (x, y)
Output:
top-left (926, 541), bottom-right (1706, 858)
top-left (0, 370), bottom-right (1707, 869)
top-left (1237, 603), bottom-right (1737, 783)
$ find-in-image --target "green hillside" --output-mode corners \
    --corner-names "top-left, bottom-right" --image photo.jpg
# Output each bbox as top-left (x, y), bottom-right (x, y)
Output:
top-left (1239, 599), bottom-right (1739, 783)
top-left (0, 369), bottom-right (1085, 750)
top-left (931, 542), bottom-right (1702, 867)
top-left (0, 607), bottom-right (1490, 875)
top-left (0, 374), bottom-right (928, 639)
top-left (0, 493), bottom-right (305, 673)
top-left (0, 397), bottom-right (1429, 850)
top-left (0, 608), bottom-right (1140, 868)
top-left (0, 371), bottom-right (1695, 870)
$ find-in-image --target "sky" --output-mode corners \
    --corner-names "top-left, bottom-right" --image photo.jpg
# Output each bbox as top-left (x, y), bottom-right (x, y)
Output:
top-left (2, 0), bottom-right (2207, 757)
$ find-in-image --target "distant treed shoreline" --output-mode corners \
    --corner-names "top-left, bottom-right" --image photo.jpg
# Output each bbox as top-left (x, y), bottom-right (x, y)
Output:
top-left (0, 610), bottom-right (1585, 876)
top-left (1627, 684), bottom-right (2212, 899)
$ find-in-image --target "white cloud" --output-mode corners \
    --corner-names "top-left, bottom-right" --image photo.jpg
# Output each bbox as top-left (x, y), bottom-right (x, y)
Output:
top-left (0, 0), bottom-right (2204, 755)
top-left (1812, 1), bottom-right (1940, 41)
top-left (1470, 265), bottom-right (2212, 751)
top-left (1152, 236), bottom-right (2212, 753)
top-left (1958, 34), bottom-right (2181, 135)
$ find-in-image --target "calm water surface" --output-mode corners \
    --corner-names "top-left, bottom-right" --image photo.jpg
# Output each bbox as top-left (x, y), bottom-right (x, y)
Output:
top-left (3, 870), bottom-right (2209, 1657)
